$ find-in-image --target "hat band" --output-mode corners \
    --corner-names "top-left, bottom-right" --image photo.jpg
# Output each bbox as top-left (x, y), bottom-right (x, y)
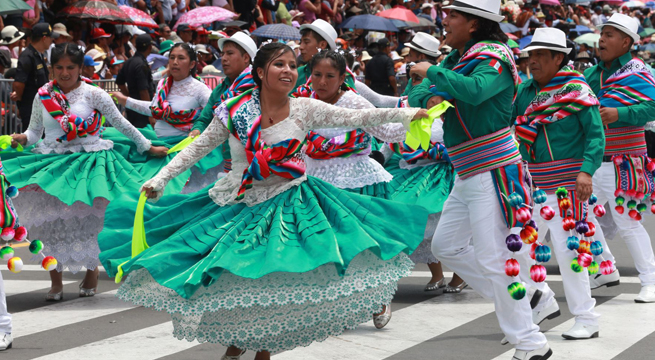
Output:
top-left (450, 0), bottom-right (498, 16)
top-left (409, 40), bottom-right (437, 55)
top-left (526, 41), bottom-right (567, 49)
top-left (2, 31), bottom-right (21, 43)
top-left (605, 21), bottom-right (635, 34)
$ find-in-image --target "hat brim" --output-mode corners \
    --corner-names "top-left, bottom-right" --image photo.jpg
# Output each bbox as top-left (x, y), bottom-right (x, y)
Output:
top-left (299, 24), bottom-right (337, 51)
top-left (443, 5), bottom-right (505, 22)
top-left (93, 35), bottom-right (111, 40)
top-left (403, 42), bottom-right (442, 58)
top-left (599, 22), bottom-right (640, 43)
top-left (53, 30), bottom-right (72, 38)
top-left (523, 44), bottom-right (572, 55)
top-left (0, 31), bottom-right (25, 45)
top-left (159, 48), bottom-right (171, 54)
top-left (218, 37), bottom-right (256, 61)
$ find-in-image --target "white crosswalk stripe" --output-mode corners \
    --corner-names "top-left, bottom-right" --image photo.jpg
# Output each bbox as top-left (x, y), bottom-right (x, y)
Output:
top-left (1, 271), bottom-right (652, 360)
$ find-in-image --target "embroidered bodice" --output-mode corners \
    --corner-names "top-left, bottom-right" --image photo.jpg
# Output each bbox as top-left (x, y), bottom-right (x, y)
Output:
top-left (306, 91), bottom-right (406, 189)
top-left (126, 75), bottom-right (211, 137)
top-left (143, 96), bottom-right (419, 206)
top-left (25, 81), bottom-right (151, 154)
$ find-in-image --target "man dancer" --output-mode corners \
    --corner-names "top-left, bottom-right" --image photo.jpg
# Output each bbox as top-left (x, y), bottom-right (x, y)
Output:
top-left (409, 1), bottom-right (550, 358)
top-left (514, 28), bottom-right (605, 339)
top-left (583, 13), bottom-right (655, 303)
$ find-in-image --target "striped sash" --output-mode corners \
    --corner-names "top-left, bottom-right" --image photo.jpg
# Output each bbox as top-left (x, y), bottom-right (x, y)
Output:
top-left (612, 154), bottom-right (655, 196)
top-left (447, 127), bottom-right (522, 179)
top-left (604, 126), bottom-right (647, 156)
top-left (528, 159), bottom-right (583, 193)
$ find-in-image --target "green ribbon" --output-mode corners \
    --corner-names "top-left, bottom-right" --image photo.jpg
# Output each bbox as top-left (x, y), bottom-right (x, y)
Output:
top-left (404, 101), bottom-right (453, 150)
top-left (167, 136), bottom-right (197, 154)
top-left (115, 192), bottom-right (149, 283)
top-left (0, 135), bottom-right (23, 152)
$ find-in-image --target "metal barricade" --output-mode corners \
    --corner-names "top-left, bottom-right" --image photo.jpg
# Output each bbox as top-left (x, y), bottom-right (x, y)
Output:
top-left (0, 78), bottom-right (21, 135)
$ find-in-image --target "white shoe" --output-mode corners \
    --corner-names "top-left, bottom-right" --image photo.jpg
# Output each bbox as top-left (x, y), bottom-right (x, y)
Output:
top-left (589, 269), bottom-right (620, 290)
top-left (533, 299), bottom-right (561, 325)
top-left (512, 343), bottom-right (552, 360)
top-left (0, 333), bottom-right (12, 351)
top-left (373, 304), bottom-right (392, 329)
top-left (635, 284), bottom-right (655, 303)
top-left (562, 322), bottom-right (599, 340)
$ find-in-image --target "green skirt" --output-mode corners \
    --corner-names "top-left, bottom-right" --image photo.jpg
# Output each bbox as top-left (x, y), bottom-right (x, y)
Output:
top-left (98, 177), bottom-right (428, 352)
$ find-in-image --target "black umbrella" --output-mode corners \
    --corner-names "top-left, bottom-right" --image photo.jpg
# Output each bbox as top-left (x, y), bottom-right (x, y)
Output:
top-left (339, 14), bottom-right (399, 32)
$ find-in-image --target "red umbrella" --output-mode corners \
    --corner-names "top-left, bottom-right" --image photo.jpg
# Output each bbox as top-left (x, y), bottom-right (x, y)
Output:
top-left (506, 33), bottom-right (518, 40)
top-left (376, 7), bottom-right (420, 24)
top-left (119, 6), bottom-right (157, 29)
top-left (58, 0), bottom-right (132, 24)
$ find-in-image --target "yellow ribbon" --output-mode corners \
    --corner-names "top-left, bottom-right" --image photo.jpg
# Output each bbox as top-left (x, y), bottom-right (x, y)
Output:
top-left (167, 136), bottom-right (197, 154)
top-left (115, 192), bottom-right (149, 283)
top-left (0, 135), bottom-right (23, 152)
top-left (404, 101), bottom-right (453, 151)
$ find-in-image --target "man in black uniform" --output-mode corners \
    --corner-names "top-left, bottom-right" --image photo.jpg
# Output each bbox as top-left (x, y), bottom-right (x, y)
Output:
top-left (11, 23), bottom-right (53, 130)
top-left (365, 38), bottom-right (397, 96)
top-left (116, 33), bottom-right (153, 128)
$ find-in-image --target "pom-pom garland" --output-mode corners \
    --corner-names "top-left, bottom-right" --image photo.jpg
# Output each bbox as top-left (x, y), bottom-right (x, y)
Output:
top-left (29, 240), bottom-right (44, 254)
top-left (508, 282), bottom-right (526, 300)
top-left (7, 256), bottom-right (23, 273)
top-left (42, 256), bottom-right (57, 271)
top-left (0, 246), bottom-right (14, 260)
top-left (5, 186), bottom-right (18, 198)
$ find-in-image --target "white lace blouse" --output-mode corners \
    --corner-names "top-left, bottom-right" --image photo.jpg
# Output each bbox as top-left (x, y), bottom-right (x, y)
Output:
top-left (25, 81), bottom-right (151, 154)
top-left (143, 95), bottom-right (420, 207)
top-left (355, 80), bottom-right (401, 108)
top-left (306, 91), bottom-right (406, 189)
top-left (125, 75), bottom-right (211, 138)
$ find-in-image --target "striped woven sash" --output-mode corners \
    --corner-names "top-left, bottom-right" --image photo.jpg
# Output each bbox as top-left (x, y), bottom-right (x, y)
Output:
top-left (604, 126), bottom-right (647, 156)
top-left (447, 127), bottom-right (522, 179)
top-left (528, 159), bottom-right (583, 193)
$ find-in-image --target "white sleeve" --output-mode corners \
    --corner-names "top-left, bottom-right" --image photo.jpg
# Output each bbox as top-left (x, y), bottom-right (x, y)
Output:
top-left (24, 93), bottom-right (45, 146)
top-left (141, 113), bottom-right (230, 202)
top-left (125, 97), bottom-right (155, 116)
top-left (355, 80), bottom-right (401, 108)
top-left (89, 86), bottom-right (152, 153)
top-left (364, 123), bottom-right (407, 143)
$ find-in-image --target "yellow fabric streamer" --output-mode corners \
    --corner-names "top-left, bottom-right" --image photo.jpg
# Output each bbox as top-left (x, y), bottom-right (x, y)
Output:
top-left (0, 135), bottom-right (23, 152)
top-left (167, 136), bottom-right (197, 154)
top-left (404, 101), bottom-right (453, 151)
top-left (115, 192), bottom-right (149, 283)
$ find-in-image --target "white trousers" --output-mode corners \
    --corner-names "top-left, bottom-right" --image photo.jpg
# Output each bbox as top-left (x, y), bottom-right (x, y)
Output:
top-left (0, 270), bottom-right (11, 334)
top-left (533, 196), bottom-right (600, 325)
top-left (431, 172), bottom-right (547, 351)
top-left (591, 162), bottom-right (655, 286)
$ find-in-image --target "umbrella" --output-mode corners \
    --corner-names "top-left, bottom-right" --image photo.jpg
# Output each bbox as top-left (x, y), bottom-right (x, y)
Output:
top-left (339, 14), bottom-right (399, 32)
top-left (624, 1), bottom-right (646, 8)
top-left (405, 17), bottom-right (437, 29)
top-left (574, 33), bottom-right (601, 47)
top-left (508, 39), bottom-right (520, 49)
top-left (252, 24), bottom-right (301, 40)
top-left (506, 33), bottom-right (518, 40)
top-left (640, 28), bottom-right (655, 37)
top-left (539, 0), bottom-right (560, 6)
top-left (174, 6), bottom-right (236, 29)
top-left (500, 22), bottom-right (519, 33)
top-left (640, 43), bottom-right (655, 52)
top-left (377, 7), bottom-right (420, 24)
top-left (648, 2), bottom-right (655, 9)
top-left (518, 35), bottom-right (533, 50)
top-left (572, 25), bottom-right (593, 35)
top-left (119, 5), bottom-right (157, 29)
top-left (58, 0), bottom-right (132, 24)
top-left (0, 0), bottom-right (32, 16)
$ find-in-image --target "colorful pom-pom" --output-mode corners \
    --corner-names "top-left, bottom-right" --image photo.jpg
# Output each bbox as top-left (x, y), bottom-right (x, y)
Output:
top-left (585, 221), bottom-right (596, 237)
top-left (515, 207), bottom-right (532, 223)
top-left (575, 221), bottom-right (589, 235)
top-left (593, 204), bottom-right (606, 218)
top-left (590, 240), bottom-right (603, 256)
top-left (556, 187), bottom-right (569, 199)
top-left (626, 189), bottom-right (637, 198)
top-left (7, 257), bottom-right (23, 273)
top-left (613, 156), bottom-right (623, 166)
top-left (525, 220), bottom-right (538, 232)
top-left (13, 226), bottom-right (27, 242)
top-left (0, 246), bottom-right (14, 260)
top-left (615, 205), bottom-right (625, 215)
top-left (0, 228), bottom-right (15, 241)
top-left (578, 253), bottom-right (593, 268)
top-left (29, 240), bottom-right (44, 254)
top-left (647, 161), bottom-right (655, 172)
top-left (533, 189), bottom-right (547, 204)
top-left (636, 192), bottom-right (645, 201)
top-left (530, 264), bottom-right (547, 282)
top-left (651, 204), bottom-right (655, 214)
top-left (6, 186), bottom-right (18, 199)
top-left (41, 256), bottom-right (57, 271)
top-left (600, 260), bottom-right (614, 275)
top-left (628, 209), bottom-right (642, 221)
top-left (535, 245), bottom-right (552, 263)
top-left (508, 282), bottom-right (526, 300)
top-left (505, 258), bottom-right (520, 277)
top-left (520, 226), bottom-right (538, 244)
top-left (637, 203), bottom-right (648, 213)
top-left (578, 240), bottom-right (591, 254)
top-left (627, 199), bottom-right (637, 210)
top-left (530, 242), bottom-right (538, 260)
top-left (559, 198), bottom-right (572, 211)
top-left (588, 194), bottom-right (598, 205)
top-left (567, 236), bottom-right (580, 251)
top-left (508, 192), bottom-right (524, 208)
top-left (588, 261), bottom-right (599, 275)
top-left (562, 217), bottom-right (576, 231)
top-left (540, 206), bottom-right (555, 220)
top-left (614, 189), bottom-right (624, 197)
top-left (505, 234), bottom-right (523, 252)
top-left (571, 258), bottom-right (583, 273)
top-left (615, 196), bottom-right (625, 206)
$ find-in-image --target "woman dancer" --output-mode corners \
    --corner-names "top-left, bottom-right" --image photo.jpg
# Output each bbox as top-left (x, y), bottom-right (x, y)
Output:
top-left (5, 43), bottom-right (168, 301)
top-left (98, 43), bottom-right (428, 360)
top-left (111, 43), bottom-right (223, 193)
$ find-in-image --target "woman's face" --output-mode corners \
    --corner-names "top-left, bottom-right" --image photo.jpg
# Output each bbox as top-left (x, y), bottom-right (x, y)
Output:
top-left (257, 50), bottom-right (298, 94)
top-left (169, 46), bottom-right (196, 81)
top-left (53, 56), bottom-right (82, 90)
top-left (311, 59), bottom-right (345, 101)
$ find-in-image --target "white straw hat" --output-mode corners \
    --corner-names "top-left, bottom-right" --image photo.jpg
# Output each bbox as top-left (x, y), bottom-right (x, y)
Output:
top-left (600, 13), bottom-right (640, 43)
top-left (299, 19), bottom-right (338, 51)
top-left (523, 28), bottom-right (572, 54)
top-left (444, 0), bottom-right (504, 22)
top-left (404, 32), bottom-right (441, 58)
top-left (218, 32), bottom-right (257, 60)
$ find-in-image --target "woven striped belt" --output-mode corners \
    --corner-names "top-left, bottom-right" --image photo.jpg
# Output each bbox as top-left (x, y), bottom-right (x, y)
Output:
top-left (528, 159), bottom-right (583, 194)
top-left (604, 126), bottom-right (647, 157)
top-left (448, 127), bottom-right (522, 179)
